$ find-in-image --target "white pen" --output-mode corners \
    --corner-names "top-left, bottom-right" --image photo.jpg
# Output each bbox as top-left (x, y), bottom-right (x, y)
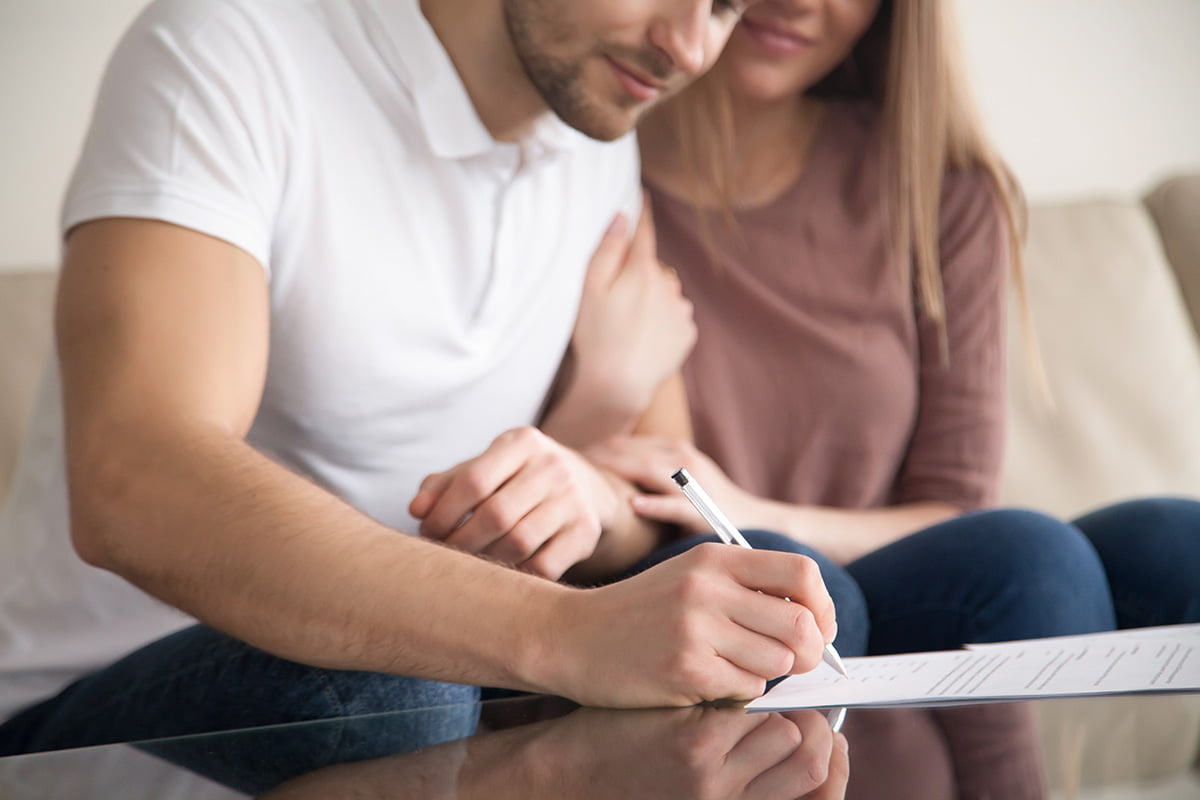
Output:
top-left (671, 468), bottom-right (851, 679)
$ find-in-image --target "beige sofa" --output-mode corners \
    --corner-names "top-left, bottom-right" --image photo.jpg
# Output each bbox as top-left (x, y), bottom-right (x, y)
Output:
top-left (2, 175), bottom-right (1200, 794)
top-left (1002, 173), bottom-right (1200, 797)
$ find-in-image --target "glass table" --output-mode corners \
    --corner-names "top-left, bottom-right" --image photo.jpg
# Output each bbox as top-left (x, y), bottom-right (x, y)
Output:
top-left (1, 692), bottom-right (1197, 798)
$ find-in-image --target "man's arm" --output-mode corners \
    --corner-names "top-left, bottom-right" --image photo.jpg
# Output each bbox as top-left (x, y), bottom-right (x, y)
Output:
top-left (57, 218), bottom-right (562, 688)
top-left (58, 218), bottom-right (837, 706)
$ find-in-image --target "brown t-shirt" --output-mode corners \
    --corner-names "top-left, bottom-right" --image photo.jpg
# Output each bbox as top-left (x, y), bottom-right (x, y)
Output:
top-left (647, 101), bottom-right (1008, 511)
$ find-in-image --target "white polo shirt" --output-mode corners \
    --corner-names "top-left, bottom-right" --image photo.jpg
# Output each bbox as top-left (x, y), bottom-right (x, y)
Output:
top-left (0, 0), bottom-right (640, 721)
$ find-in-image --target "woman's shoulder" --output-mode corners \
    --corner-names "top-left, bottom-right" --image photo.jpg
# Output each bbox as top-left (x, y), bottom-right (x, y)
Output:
top-left (940, 163), bottom-right (1011, 235)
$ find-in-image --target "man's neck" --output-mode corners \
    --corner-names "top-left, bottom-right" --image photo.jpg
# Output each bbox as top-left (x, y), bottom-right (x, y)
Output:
top-left (420, 0), bottom-right (547, 143)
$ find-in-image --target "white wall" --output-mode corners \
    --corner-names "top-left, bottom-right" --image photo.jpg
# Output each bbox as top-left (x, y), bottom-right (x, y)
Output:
top-left (1, 0), bottom-right (151, 271)
top-left (1, 0), bottom-right (1199, 272)
top-left (957, 0), bottom-right (1200, 203)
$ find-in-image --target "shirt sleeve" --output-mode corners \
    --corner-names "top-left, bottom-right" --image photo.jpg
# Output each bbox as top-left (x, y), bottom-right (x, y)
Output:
top-left (892, 168), bottom-right (1010, 510)
top-left (61, 0), bottom-right (291, 273)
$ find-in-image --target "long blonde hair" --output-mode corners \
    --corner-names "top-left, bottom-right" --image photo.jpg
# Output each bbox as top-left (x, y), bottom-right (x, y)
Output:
top-left (653, 0), bottom-right (1032, 365)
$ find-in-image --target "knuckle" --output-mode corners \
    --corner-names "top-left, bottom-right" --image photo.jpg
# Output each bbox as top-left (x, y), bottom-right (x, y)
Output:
top-left (505, 524), bottom-right (542, 560)
top-left (460, 469), bottom-right (490, 498)
top-left (542, 452), bottom-right (573, 482)
top-left (674, 572), bottom-right (709, 606)
top-left (767, 644), bottom-right (797, 678)
top-left (481, 500), bottom-right (516, 532)
top-left (761, 713), bottom-right (803, 749)
top-left (525, 552), bottom-right (564, 579)
top-left (505, 426), bottom-right (541, 448)
top-left (788, 602), bottom-right (815, 640)
top-left (669, 650), bottom-right (712, 693)
top-left (794, 554), bottom-right (821, 583)
top-left (790, 618), bottom-right (823, 673)
top-left (805, 753), bottom-right (831, 787)
top-left (687, 541), bottom-right (725, 569)
top-left (573, 515), bottom-right (602, 546)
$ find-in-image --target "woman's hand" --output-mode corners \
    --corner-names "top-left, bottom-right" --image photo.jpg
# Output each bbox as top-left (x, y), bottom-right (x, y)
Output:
top-left (568, 199), bottom-right (697, 421)
top-left (586, 435), bottom-right (763, 534)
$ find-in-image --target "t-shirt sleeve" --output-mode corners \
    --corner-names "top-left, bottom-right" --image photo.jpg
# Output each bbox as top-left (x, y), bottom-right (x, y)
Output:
top-left (892, 168), bottom-right (1010, 510)
top-left (62, 0), bottom-right (290, 273)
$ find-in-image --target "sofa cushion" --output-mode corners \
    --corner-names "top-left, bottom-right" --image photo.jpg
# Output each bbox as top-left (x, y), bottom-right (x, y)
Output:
top-left (1145, 173), bottom-right (1200, 341)
top-left (1002, 199), bottom-right (1200, 518)
top-left (0, 270), bottom-right (56, 508)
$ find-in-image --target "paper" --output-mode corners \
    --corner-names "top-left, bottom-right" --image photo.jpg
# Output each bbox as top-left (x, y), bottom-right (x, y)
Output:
top-left (748, 623), bottom-right (1200, 711)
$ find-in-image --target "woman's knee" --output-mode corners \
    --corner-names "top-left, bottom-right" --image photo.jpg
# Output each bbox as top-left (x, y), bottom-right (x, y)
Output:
top-left (1072, 497), bottom-right (1200, 626)
top-left (1074, 497), bottom-right (1200, 551)
top-left (860, 509), bottom-right (1116, 640)
top-left (975, 508), bottom-right (1095, 562)
top-left (948, 510), bottom-right (1109, 592)
top-left (962, 509), bottom-right (1115, 635)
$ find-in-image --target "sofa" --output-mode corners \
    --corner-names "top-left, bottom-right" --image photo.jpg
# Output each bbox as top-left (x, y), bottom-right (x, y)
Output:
top-left (1001, 173), bottom-right (1200, 797)
top-left (2, 174), bottom-right (1199, 796)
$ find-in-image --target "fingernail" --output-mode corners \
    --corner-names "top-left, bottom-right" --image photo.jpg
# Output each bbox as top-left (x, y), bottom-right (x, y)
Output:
top-left (608, 214), bottom-right (627, 237)
top-left (836, 733), bottom-right (849, 754)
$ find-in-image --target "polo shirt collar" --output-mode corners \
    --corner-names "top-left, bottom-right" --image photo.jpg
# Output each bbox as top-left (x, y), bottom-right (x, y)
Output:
top-left (356, 0), bottom-right (588, 161)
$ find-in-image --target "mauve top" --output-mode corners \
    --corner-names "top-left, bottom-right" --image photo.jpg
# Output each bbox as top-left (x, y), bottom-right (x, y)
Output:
top-left (647, 100), bottom-right (1009, 511)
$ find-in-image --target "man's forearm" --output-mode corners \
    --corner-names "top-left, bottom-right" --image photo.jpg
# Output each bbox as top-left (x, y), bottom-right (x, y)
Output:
top-left (68, 422), bottom-right (568, 690)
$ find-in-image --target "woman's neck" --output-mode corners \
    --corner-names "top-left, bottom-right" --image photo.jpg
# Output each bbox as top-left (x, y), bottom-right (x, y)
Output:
top-left (641, 93), bottom-right (825, 210)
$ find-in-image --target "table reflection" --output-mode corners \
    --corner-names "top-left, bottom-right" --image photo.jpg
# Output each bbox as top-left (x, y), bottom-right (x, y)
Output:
top-left (0, 698), bottom-right (1063, 799)
top-left (0, 699), bottom-right (850, 799)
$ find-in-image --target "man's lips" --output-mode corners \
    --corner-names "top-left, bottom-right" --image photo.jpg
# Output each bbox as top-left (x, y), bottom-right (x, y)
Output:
top-left (606, 56), bottom-right (665, 102)
top-left (740, 16), bottom-right (816, 55)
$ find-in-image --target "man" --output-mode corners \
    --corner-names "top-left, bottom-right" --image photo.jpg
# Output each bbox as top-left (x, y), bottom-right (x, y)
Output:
top-left (0, 0), bottom-right (835, 753)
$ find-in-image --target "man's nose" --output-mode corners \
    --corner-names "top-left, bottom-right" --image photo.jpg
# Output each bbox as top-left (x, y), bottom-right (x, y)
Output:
top-left (647, 1), bottom-right (711, 77)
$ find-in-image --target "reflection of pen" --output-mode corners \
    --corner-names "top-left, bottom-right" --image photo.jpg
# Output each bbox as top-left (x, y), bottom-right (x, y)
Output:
top-left (671, 468), bottom-right (850, 679)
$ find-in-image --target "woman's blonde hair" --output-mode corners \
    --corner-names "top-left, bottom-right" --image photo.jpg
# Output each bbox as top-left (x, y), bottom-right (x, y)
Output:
top-left (655, 0), bottom-right (1033, 365)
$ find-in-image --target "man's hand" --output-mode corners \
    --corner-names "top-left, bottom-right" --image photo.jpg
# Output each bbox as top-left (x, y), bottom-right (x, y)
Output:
top-left (410, 427), bottom-right (619, 580)
top-left (587, 434), bottom-right (760, 533)
top-left (542, 541), bottom-right (838, 708)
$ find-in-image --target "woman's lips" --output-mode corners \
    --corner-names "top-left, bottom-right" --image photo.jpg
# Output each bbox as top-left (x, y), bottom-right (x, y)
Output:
top-left (740, 16), bottom-right (815, 57)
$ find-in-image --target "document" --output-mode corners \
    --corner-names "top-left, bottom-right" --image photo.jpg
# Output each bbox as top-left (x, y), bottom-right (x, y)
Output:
top-left (748, 623), bottom-right (1200, 711)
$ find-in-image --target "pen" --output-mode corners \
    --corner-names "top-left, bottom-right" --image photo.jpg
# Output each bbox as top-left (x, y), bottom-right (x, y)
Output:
top-left (671, 468), bottom-right (850, 679)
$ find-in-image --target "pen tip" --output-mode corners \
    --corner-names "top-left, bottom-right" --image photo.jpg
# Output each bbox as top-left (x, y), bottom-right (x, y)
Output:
top-left (824, 643), bottom-right (850, 678)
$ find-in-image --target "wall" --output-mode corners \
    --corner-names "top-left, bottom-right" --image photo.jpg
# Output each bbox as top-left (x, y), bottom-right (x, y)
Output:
top-left (2, 0), bottom-right (1199, 271)
top-left (957, 0), bottom-right (1200, 202)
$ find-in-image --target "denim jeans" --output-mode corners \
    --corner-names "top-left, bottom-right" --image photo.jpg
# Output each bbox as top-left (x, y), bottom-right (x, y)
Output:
top-left (633, 498), bottom-right (1200, 657)
top-left (847, 497), bottom-right (1200, 655)
top-left (1, 497), bottom-right (1196, 767)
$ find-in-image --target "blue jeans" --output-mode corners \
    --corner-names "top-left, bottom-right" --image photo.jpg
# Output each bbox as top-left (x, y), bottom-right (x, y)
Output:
top-left (1, 497), bottom-right (1195, 765)
top-left (848, 497), bottom-right (1199, 654)
top-left (0, 625), bottom-right (481, 777)
top-left (632, 498), bottom-right (1200, 657)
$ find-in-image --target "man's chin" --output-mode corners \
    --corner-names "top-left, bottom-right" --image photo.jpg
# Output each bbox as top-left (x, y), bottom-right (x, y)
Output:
top-left (557, 102), bottom-right (646, 142)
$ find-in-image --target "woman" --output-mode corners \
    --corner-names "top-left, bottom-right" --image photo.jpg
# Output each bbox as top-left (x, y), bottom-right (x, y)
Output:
top-left (547, 0), bottom-right (1200, 796)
